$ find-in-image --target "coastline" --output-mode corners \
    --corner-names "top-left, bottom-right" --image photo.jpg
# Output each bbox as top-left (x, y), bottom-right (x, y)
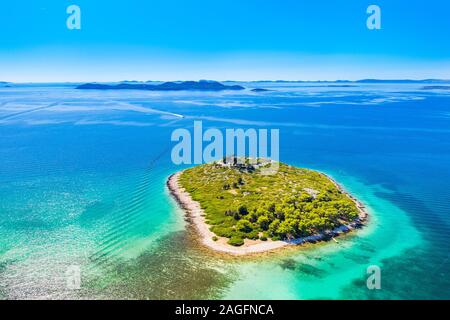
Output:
top-left (167, 170), bottom-right (368, 255)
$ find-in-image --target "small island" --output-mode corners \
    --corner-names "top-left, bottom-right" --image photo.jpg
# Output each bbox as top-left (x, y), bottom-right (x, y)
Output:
top-left (168, 158), bottom-right (367, 255)
top-left (251, 88), bottom-right (272, 92)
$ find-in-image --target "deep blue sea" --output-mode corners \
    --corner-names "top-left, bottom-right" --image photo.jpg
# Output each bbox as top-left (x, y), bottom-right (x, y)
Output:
top-left (0, 83), bottom-right (449, 299)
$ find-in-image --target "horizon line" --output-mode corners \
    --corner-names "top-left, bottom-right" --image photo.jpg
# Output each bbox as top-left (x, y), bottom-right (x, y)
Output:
top-left (2, 78), bottom-right (450, 85)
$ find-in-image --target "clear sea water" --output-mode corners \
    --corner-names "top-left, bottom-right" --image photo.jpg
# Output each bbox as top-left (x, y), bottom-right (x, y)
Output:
top-left (0, 83), bottom-right (449, 299)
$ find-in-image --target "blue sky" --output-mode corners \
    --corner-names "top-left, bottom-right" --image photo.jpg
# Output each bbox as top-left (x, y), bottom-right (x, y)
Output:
top-left (1, 0), bottom-right (449, 82)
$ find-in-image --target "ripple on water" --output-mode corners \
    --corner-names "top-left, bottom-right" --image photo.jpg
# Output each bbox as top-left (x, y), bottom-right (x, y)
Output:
top-left (85, 231), bottom-right (234, 299)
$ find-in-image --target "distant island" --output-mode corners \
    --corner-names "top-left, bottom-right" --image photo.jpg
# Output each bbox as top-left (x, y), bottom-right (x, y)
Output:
top-left (168, 158), bottom-right (367, 255)
top-left (251, 88), bottom-right (272, 92)
top-left (421, 86), bottom-right (450, 90)
top-left (326, 84), bottom-right (357, 88)
top-left (76, 80), bottom-right (245, 91)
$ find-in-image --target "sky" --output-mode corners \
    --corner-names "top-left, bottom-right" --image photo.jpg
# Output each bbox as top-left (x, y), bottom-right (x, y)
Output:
top-left (0, 0), bottom-right (449, 82)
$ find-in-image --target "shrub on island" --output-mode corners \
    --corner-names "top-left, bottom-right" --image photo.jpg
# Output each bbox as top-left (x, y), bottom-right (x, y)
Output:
top-left (228, 236), bottom-right (245, 246)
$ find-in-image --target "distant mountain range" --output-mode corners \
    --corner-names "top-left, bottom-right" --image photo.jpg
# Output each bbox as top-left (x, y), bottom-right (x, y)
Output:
top-left (76, 80), bottom-right (245, 91)
top-left (353, 79), bottom-right (450, 84)
top-left (245, 79), bottom-right (450, 84)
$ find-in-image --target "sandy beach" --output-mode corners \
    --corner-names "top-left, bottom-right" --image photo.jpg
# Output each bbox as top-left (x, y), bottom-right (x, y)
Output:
top-left (167, 171), bottom-right (368, 255)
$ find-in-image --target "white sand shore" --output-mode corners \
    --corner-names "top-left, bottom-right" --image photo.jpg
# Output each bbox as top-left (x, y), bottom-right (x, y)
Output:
top-left (167, 171), bottom-right (368, 255)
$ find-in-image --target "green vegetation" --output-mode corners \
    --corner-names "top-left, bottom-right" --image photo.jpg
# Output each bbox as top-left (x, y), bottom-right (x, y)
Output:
top-left (179, 161), bottom-right (359, 246)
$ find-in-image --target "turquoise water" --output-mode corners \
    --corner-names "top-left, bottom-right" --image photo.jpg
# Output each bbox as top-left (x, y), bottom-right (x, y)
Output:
top-left (0, 83), bottom-right (449, 299)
